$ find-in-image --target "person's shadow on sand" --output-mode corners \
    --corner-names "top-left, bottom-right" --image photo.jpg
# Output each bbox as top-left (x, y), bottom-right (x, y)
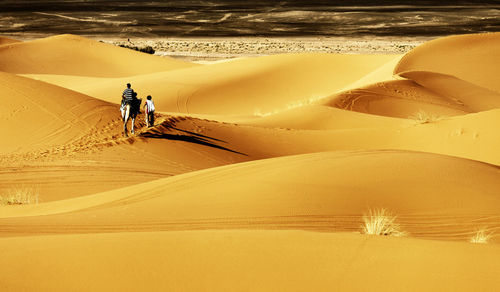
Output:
top-left (140, 125), bottom-right (247, 156)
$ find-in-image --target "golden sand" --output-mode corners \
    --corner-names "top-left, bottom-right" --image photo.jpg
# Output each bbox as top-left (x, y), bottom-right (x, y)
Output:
top-left (0, 33), bottom-right (499, 291)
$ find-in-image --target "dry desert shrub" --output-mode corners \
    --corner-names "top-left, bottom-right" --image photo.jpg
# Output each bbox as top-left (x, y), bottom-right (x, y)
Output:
top-left (409, 110), bottom-right (443, 124)
top-left (362, 208), bottom-right (407, 237)
top-left (0, 187), bottom-right (39, 205)
top-left (118, 44), bottom-right (155, 54)
top-left (470, 228), bottom-right (493, 244)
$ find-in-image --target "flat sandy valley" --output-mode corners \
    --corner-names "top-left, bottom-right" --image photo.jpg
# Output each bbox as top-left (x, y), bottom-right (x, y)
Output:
top-left (0, 32), bottom-right (500, 291)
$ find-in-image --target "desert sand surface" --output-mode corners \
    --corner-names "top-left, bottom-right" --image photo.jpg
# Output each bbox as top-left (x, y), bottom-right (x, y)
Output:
top-left (0, 32), bottom-right (499, 291)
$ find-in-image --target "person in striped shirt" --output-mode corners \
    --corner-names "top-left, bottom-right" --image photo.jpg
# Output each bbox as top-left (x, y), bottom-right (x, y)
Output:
top-left (122, 83), bottom-right (135, 103)
top-left (120, 83), bottom-right (136, 120)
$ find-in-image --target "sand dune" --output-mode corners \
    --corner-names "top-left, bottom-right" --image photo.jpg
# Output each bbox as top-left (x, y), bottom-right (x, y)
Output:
top-left (400, 71), bottom-right (500, 112)
top-left (133, 110), bottom-right (500, 166)
top-left (0, 231), bottom-right (499, 292)
top-left (0, 34), bottom-right (198, 77)
top-left (0, 71), bottom-right (117, 154)
top-left (0, 36), bottom-right (21, 46)
top-left (321, 79), bottom-right (470, 118)
top-left (0, 71), bottom-right (250, 201)
top-left (1, 151), bottom-right (499, 240)
top-left (395, 32), bottom-right (500, 93)
top-left (240, 105), bottom-right (412, 130)
top-left (341, 54), bottom-right (403, 90)
top-left (0, 77), bottom-right (251, 201)
top-left (1, 32), bottom-right (500, 291)
top-left (23, 53), bottom-right (397, 115)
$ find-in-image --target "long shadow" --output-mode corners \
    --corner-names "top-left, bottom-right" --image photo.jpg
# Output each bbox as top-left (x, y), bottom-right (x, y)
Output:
top-left (170, 127), bottom-right (227, 143)
top-left (140, 131), bottom-right (247, 156)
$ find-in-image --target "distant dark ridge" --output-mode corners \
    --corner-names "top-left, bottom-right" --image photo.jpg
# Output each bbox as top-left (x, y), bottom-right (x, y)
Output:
top-left (2, 0), bottom-right (499, 12)
top-left (1, 1), bottom-right (498, 38)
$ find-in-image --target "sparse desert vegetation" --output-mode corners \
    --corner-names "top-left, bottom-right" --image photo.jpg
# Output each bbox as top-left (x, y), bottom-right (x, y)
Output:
top-left (118, 44), bottom-right (155, 54)
top-left (410, 110), bottom-right (443, 124)
top-left (362, 208), bottom-right (407, 237)
top-left (470, 228), bottom-right (493, 244)
top-left (0, 187), bottom-right (39, 205)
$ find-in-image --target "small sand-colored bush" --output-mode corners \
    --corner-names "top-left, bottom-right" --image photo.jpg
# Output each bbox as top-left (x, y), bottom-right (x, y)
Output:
top-left (0, 187), bottom-right (39, 205)
top-left (409, 110), bottom-right (443, 124)
top-left (470, 228), bottom-right (492, 244)
top-left (362, 208), bottom-right (407, 236)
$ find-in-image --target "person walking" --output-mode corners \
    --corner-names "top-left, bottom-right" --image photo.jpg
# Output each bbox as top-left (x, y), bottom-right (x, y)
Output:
top-left (144, 95), bottom-right (155, 127)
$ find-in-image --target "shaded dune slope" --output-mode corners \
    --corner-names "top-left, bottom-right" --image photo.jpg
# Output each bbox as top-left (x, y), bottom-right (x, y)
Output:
top-left (0, 34), bottom-right (198, 77)
top-left (400, 71), bottom-right (500, 112)
top-left (320, 79), bottom-right (470, 118)
top-left (321, 72), bottom-right (500, 119)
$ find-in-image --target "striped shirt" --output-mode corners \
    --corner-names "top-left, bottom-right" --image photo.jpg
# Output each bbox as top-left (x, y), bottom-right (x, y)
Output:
top-left (122, 88), bottom-right (134, 101)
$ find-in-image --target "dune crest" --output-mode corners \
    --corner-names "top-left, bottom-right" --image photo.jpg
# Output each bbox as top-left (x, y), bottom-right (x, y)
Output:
top-left (394, 32), bottom-right (500, 93)
top-left (0, 34), bottom-right (198, 77)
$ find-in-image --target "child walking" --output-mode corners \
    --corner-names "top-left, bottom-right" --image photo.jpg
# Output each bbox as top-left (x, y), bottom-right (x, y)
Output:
top-left (144, 95), bottom-right (155, 127)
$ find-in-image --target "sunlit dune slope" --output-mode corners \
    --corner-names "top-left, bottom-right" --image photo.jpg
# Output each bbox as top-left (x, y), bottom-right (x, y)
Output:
top-left (0, 231), bottom-right (499, 292)
top-left (241, 105), bottom-right (413, 130)
top-left (1, 151), bottom-right (499, 242)
top-left (0, 34), bottom-right (198, 77)
top-left (341, 54), bottom-right (403, 90)
top-left (0, 36), bottom-right (21, 46)
top-left (0, 71), bottom-right (117, 154)
top-left (395, 32), bottom-right (500, 93)
top-left (24, 53), bottom-right (398, 115)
